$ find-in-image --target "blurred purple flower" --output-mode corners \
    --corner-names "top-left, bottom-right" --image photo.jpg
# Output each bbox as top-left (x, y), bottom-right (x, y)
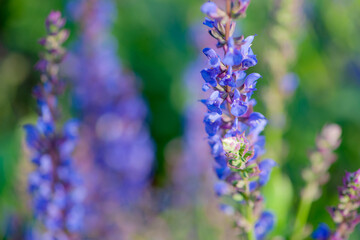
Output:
top-left (66, 0), bottom-right (154, 238)
top-left (255, 211), bottom-right (275, 240)
top-left (24, 11), bottom-right (84, 239)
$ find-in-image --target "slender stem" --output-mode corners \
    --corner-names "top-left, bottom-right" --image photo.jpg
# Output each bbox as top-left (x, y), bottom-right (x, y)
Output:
top-left (225, 0), bottom-right (231, 41)
top-left (244, 178), bottom-right (255, 240)
top-left (223, 1), bottom-right (255, 238)
top-left (247, 206), bottom-right (256, 240)
top-left (290, 183), bottom-right (317, 240)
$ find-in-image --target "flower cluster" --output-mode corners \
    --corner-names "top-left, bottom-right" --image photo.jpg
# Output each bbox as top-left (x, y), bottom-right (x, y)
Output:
top-left (313, 169), bottom-right (360, 240)
top-left (201, 1), bottom-right (275, 238)
top-left (302, 124), bottom-right (342, 197)
top-left (66, 0), bottom-right (154, 238)
top-left (292, 124), bottom-right (342, 239)
top-left (24, 11), bottom-right (84, 240)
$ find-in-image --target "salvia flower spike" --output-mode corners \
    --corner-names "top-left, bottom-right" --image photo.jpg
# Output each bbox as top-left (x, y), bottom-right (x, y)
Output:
top-left (66, 0), bottom-right (155, 238)
top-left (24, 11), bottom-right (84, 240)
top-left (313, 169), bottom-right (360, 240)
top-left (293, 124), bottom-right (342, 240)
top-left (200, 1), bottom-right (275, 239)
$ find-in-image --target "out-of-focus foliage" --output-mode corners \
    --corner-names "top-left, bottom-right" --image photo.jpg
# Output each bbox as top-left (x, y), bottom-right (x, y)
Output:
top-left (0, 0), bottom-right (360, 239)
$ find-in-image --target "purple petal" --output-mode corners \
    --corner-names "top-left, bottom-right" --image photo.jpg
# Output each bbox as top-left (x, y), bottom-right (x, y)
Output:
top-left (24, 124), bottom-right (41, 149)
top-left (201, 2), bottom-right (218, 15)
top-left (255, 211), bottom-right (275, 240)
top-left (248, 112), bottom-right (266, 127)
top-left (203, 48), bottom-right (220, 67)
top-left (231, 100), bottom-right (248, 117)
top-left (234, 89), bottom-right (241, 100)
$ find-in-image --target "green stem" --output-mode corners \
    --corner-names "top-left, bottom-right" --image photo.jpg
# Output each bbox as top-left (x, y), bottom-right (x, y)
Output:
top-left (290, 183), bottom-right (317, 240)
top-left (246, 203), bottom-right (256, 240)
top-left (244, 180), bottom-right (256, 240)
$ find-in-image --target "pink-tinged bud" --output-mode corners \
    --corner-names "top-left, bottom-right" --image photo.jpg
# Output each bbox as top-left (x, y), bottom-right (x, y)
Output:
top-left (232, 0), bottom-right (251, 17)
top-left (317, 124), bottom-right (342, 150)
top-left (201, 2), bottom-right (227, 21)
top-left (222, 136), bottom-right (241, 153)
top-left (238, 0), bottom-right (250, 15)
top-left (46, 11), bottom-right (66, 33)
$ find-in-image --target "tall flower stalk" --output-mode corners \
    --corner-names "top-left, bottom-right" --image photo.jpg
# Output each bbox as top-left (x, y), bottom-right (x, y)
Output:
top-left (291, 124), bottom-right (342, 240)
top-left (200, 1), bottom-right (275, 239)
top-left (263, 0), bottom-right (303, 162)
top-left (261, 0), bottom-right (304, 235)
top-left (66, 0), bottom-right (154, 238)
top-left (312, 169), bottom-right (360, 240)
top-left (24, 11), bottom-right (83, 240)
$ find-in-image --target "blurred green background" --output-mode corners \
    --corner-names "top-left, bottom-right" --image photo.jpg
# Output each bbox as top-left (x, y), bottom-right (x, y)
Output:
top-left (0, 0), bottom-right (360, 239)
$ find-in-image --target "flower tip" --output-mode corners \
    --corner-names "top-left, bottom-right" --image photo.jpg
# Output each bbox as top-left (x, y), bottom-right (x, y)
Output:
top-left (201, 2), bottom-right (218, 15)
top-left (202, 47), bottom-right (211, 54)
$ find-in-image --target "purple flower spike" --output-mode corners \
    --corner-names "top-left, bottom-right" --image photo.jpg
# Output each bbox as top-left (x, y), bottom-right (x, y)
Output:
top-left (66, 0), bottom-right (155, 237)
top-left (199, 0), bottom-right (275, 237)
top-left (326, 169), bottom-right (360, 239)
top-left (24, 11), bottom-right (83, 239)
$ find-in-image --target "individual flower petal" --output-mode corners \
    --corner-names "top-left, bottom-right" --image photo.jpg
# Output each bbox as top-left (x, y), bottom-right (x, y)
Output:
top-left (258, 159), bottom-right (277, 186)
top-left (242, 47), bottom-right (258, 68)
top-left (203, 48), bottom-right (220, 67)
top-left (231, 101), bottom-right (247, 117)
top-left (241, 35), bottom-right (255, 54)
top-left (203, 17), bottom-right (215, 28)
top-left (245, 73), bottom-right (261, 89)
top-left (251, 135), bottom-right (266, 160)
top-left (236, 0), bottom-right (251, 15)
top-left (219, 204), bottom-right (235, 215)
top-left (248, 112), bottom-right (266, 127)
top-left (201, 2), bottom-right (226, 20)
top-left (201, 68), bottom-right (219, 87)
top-left (219, 75), bottom-right (235, 87)
top-left (255, 211), bottom-right (275, 240)
top-left (202, 83), bottom-right (211, 92)
top-left (312, 223), bottom-right (331, 240)
top-left (24, 125), bottom-right (41, 149)
top-left (214, 165), bottom-right (231, 180)
top-left (63, 120), bottom-right (79, 140)
top-left (223, 38), bottom-right (243, 67)
top-left (201, 2), bottom-right (218, 16)
top-left (235, 71), bottom-right (247, 87)
top-left (249, 181), bottom-right (258, 192)
top-left (204, 112), bottom-right (222, 136)
top-left (280, 73), bottom-right (299, 95)
top-left (201, 91), bottom-right (223, 114)
top-left (231, 92), bottom-right (248, 117)
top-left (214, 182), bottom-right (229, 196)
top-left (242, 55), bottom-right (258, 68)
